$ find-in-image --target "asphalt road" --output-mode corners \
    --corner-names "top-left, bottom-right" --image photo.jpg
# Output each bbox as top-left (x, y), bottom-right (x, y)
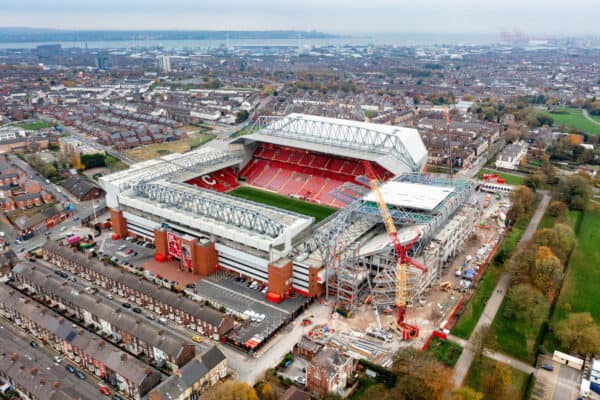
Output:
top-left (0, 317), bottom-right (106, 400)
top-left (452, 192), bottom-right (552, 386)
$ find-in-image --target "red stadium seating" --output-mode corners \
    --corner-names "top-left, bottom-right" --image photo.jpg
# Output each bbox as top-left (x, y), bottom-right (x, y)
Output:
top-left (237, 144), bottom-right (394, 207)
top-left (185, 167), bottom-right (240, 192)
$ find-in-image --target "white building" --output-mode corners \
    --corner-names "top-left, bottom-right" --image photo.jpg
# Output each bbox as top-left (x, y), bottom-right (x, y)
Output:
top-left (495, 141), bottom-right (527, 170)
top-left (157, 55), bottom-right (171, 73)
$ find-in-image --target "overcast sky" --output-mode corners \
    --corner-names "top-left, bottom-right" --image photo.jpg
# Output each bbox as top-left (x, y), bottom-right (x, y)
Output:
top-left (1, 0), bottom-right (599, 35)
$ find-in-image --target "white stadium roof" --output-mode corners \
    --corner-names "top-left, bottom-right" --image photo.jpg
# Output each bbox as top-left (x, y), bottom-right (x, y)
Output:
top-left (363, 181), bottom-right (454, 211)
top-left (237, 113), bottom-right (428, 175)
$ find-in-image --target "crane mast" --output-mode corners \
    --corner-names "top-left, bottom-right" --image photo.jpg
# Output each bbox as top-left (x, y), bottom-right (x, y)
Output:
top-left (363, 161), bottom-right (426, 340)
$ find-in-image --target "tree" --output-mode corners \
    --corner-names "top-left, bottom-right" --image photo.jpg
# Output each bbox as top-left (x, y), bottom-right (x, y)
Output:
top-left (524, 173), bottom-right (542, 192)
top-left (480, 362), bottom-right (513, 400)
top-left (503, 283), bottom-right (549, 326)
top-left (359, 383), bottom-right (400, 400)
top-left (551, 223), bottom-right (576, 263)
top-left (547, 201), bottom-right (568, 220)
top-left (203, 381), bottom-right (258, 400)
top-left (507, 185), bottom-right (535, 223)
top-left (471, 324), bottom-right (492, 361)
top-left (81, 153), bottom-right (106, 169)
top-left (509, 244), bottom-right (537, 286)
top-left (255, 382), bottom-right (276, 400)
top-left (392, 348), bottom-right (453, 400)
top-left (236, 110), bottom-right (250, 123)
top-left (70, 152), bottom-right (84, 171)
top-left (554, 313), bottom-right (600, 355)
top-left (532, 246), bottom-right (563, 299)
top-left (451, 387), bottom-right (484, 400)
top-left (558, 175), bottom-right (592, 210)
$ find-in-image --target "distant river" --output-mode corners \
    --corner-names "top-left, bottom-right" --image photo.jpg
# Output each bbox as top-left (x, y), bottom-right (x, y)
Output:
top-left (0, 33), bottom-right (499, 50)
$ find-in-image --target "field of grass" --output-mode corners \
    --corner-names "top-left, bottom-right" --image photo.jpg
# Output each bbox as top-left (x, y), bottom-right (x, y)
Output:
top-left (551, 210), bottom-right (600, 329)
top-left (453, 213), bottom-right (530, 339)
top-left (14, 120), bottom-right (53, 131)
top-left (465, 356), bottom-right (532, 399)
top-left (124, 132), bottom-right (214, 161)
top-left (229, 186), bottom-right (337, 222)
top-left (542, 107), bottom-right (600, 136)
top-left (425, 337), bottom-right (463, 367)
top-left (476, 168), bottom-right (525, 186)
top-left (104, 155), bottom-right (128, 171)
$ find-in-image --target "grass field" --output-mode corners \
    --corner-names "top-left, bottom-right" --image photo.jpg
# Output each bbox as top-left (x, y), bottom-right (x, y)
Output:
top-left (476, 168), bottom-right (525, 186)
top-left (14, 120), bottom-right (53, 131)
top-left (425, 337), bottom-right (463, 367)
top-left (548, 210), bottom-right (600, 342)
top-left (466, 356), bottom-right (532, 399)
top-left (453, 213), bottom-right (530, 339)
top-left (124, 132), bottom-right (214, 161)
top-left (229, 186), bottom-right (337, 222)
top-left (542, 107), bottom-right (600, 136)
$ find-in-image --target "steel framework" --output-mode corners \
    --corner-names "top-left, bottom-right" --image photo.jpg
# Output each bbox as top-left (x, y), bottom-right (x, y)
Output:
top-left (254, 115), bottom-right (421, 172)
top-left (299, 173), bottom-right (477, 311)
top-left (133, 182), bottom-right (286, 238)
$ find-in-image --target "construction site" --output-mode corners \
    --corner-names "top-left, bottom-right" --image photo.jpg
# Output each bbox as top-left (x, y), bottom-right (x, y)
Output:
top-left (98, 113), bottom-right (510, 364)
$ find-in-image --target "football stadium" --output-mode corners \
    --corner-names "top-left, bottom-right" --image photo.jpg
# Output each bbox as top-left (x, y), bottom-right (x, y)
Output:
top-left (100, 113), bottom-right (476, 312)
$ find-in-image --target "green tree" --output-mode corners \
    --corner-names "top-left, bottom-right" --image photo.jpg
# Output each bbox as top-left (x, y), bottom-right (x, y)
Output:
top-left (554, 313), bottom-right (600, 355)
top-left (236, 110), bottom-right (250, 123)
top-left (503, 283), bottom-right (549, 326)
top-left (558, 175), bottom-right (592, 210)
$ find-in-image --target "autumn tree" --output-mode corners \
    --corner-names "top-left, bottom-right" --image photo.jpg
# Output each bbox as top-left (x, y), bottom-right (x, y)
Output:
top-left (503, 283), bottom-right (549, 326)
top-left (255, 382), bottom-right (276, 400)
top-left (509, 244), bottom-right (537, 286)
top-left (392, 347), bottom-right (453, 400)
top-left (203, 381), bottom-right (258, 400)
top-left (531, 246), bottom-right (563, 299)
top-left (547, 201), bottom-right (568, 220)
top-left (554, 313), bottom-right (600, 355)
top-left (551, 223), bottom-right (576, 263)
top-left (507, 185), bottom-right (535, 223)
top-left (480, 362), bottom-right (513, 400)
top-left (451, 387), bottom-right (484, 400)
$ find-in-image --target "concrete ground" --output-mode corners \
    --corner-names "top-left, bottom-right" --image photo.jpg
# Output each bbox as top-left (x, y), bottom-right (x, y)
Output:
top-left (531, 355), bottom-right (583, 400)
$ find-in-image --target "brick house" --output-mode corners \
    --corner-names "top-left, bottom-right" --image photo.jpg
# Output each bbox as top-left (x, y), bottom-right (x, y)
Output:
top-left (306, 348), bottom-right (354, 397)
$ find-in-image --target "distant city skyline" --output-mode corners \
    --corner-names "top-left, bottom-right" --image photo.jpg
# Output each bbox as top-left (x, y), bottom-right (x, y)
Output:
top-left (1, 0), bottom-right (599, 36)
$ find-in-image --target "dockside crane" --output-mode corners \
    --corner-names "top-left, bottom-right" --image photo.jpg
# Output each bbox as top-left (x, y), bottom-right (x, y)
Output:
top-left (363, 161), bottom-right (427, 340)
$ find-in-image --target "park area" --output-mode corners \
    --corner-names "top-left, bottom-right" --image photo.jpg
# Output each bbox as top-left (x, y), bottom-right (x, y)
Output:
top-left (466, 356), bottom-right (533, 399)
top-left (229, 186), bottom-right (337, 222)
top-left (14, 120), bottom-right (53, 131)
top-left (542, 107), bottom-right (600, 136)
top-left (124, 130), bottom-right (214, 161)
top-left (476, 168), bottom-right (525, 186)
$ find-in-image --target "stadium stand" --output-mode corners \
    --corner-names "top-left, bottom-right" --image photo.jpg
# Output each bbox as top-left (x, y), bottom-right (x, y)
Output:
top-left (239, 144), bottom-right (393, 207)
top-left (185, 167), bottom-right (240, 192)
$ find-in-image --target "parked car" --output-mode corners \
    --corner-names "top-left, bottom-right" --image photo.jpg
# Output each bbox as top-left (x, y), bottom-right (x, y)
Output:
top-left (294, 376), bottom-right (306, 386)
top-left (29, 341), bottom-right (39, 348)
top-left (121, 303), bottom-right (131, 309)
top-left (132, 307), bottom-right (142, 314)
top-left (75, 371), bottom-right (86, 380)
top-left (65, 364), bottom-right (76, 373)
top-left (191, 335), bottom-right (203, 343)
top-left (112, 396), bottom-right (123, 400)
top-left (99, 387), bottom-right (111, 396)
top-left (53, 356), bottom-right (62, 364)
top-left (541, 363), bottom-right (554, 371)
top-left (146, 314), bottom-right (155, 321)
top-left (186, 283), bottom-right (195, 289)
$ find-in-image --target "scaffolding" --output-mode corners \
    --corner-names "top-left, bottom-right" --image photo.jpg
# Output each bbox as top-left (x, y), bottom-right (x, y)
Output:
top-left (299, 173), bottom-right (477, 311)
